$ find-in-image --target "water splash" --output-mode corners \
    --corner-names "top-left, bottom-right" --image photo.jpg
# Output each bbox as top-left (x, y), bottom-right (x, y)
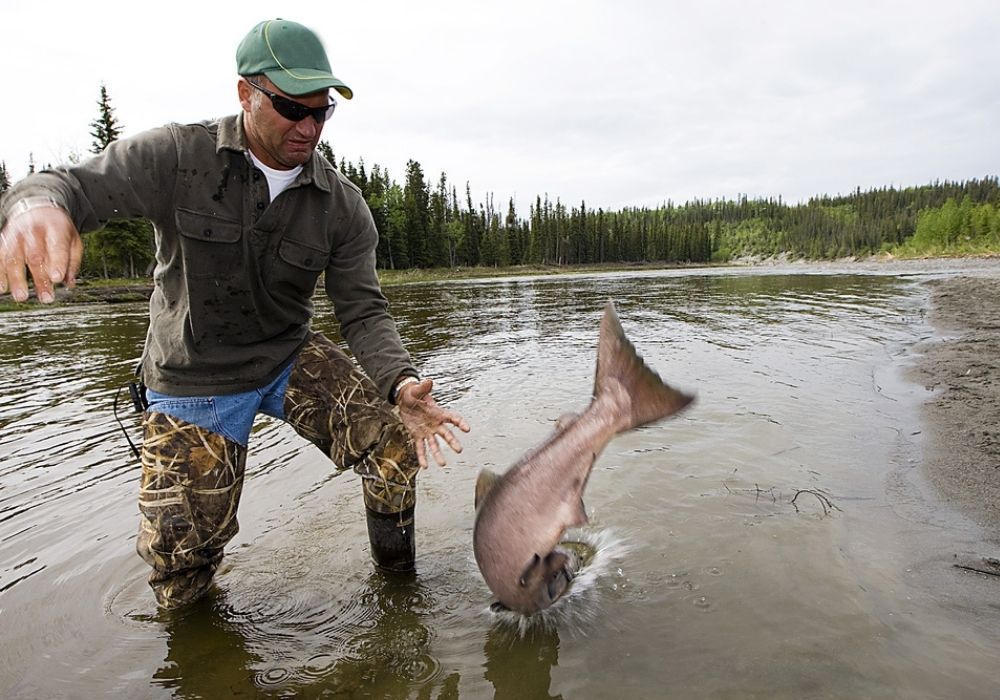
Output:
top-left (484, 528), bottom-right (633, 637)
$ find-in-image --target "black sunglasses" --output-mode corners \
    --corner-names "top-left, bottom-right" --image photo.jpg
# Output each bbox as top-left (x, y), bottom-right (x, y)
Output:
top-left (246, 80), bottom-right (337, 123)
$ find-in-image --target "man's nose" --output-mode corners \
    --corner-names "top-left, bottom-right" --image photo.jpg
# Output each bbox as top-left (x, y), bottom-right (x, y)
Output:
top-left (295, 117), bottom-right (321, 137)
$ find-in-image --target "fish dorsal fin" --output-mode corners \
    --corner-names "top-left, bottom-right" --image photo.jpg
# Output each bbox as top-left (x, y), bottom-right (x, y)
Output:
top-left (474, 469), bottom-right (502, 510)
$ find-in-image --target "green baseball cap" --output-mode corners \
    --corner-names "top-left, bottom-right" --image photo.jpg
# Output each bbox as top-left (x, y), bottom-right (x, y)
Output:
top-left (236, 19), bottom-right (353, 99)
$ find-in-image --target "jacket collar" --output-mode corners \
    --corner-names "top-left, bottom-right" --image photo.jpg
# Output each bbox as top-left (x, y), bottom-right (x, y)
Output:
top-left (215, 114), bottom-right (333, 193)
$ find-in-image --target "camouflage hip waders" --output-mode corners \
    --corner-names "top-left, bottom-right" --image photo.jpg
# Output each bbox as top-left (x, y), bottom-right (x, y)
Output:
top-left (137, 412), bottom-right (247, 609)
top-left (136, 332), bottom-right (420, 609)
top-left (282, 332), bottom-right (420, 572)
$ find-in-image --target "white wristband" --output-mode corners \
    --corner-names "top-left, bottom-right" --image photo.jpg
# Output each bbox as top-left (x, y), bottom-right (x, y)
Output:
top-left (7, 196), bottom-right (64, 220)
top-left (391, 376), bottom-right (420, 404)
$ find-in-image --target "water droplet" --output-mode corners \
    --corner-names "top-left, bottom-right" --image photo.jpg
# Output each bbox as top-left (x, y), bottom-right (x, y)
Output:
top-left (303, 654), bottom-right (336, 678)
top-left (257, 666), bottom-right (292, 686)
top-left (665, 572), bottom-right (689, 589)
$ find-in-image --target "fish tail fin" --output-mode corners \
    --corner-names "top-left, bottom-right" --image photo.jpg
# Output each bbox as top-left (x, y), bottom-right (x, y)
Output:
top-left (594, 301), bottom-right (694, 432)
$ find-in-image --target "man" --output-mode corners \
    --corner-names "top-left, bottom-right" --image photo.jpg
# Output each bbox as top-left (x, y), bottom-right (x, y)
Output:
top-left (0, 19), bottom-right (469, 609)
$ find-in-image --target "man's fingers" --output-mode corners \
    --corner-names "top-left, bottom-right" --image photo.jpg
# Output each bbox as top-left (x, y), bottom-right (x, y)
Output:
top-left (0, 232), bottom-right (29, 301)
top-left (429, 405), bottom-right (469, 434)
top-left (0, 228), bottom-right (9, 294)
top-left (23, 231), bottom-right (56, 303)
top-left (44, 223), bottom-right (76, 284)
top-left (66, 232), bottom-right (83, 288)
top-left (438, 427), bottom-right (464, 454)
top-left (449, 413), bottom-right (471, 433)
top-left (427, 436), bottom-right (447, 467)
top-left (0, 208), bottom-right (79, 302)
top-left (0, 244), bottom-right (10, 295)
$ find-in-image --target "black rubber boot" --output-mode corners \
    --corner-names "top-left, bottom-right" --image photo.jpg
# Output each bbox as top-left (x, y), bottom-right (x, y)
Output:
top-left (365, 505), bottom-right (416, 572)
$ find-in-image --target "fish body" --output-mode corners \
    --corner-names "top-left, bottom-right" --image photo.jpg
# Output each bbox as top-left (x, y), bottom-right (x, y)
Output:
top-left (472, 301), bottom-right (694, 613)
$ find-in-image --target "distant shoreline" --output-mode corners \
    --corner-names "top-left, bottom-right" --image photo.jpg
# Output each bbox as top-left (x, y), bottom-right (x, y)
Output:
top-left (2, 254), bottom-right (998, 311)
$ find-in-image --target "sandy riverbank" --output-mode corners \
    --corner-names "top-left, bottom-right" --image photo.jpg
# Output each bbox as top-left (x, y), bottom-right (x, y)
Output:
top-left (909, 274), bottom-right (1000, 542)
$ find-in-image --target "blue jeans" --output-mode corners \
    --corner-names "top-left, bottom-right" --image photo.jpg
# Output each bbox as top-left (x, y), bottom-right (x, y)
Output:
top-left (136, 332), bottom-right (421, 609)
top-left (144, 361), bottom-right (294, 446)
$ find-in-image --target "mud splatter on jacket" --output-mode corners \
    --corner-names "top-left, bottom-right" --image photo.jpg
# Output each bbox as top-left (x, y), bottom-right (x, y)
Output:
top-left (0, 114), bottom-right (417, 399)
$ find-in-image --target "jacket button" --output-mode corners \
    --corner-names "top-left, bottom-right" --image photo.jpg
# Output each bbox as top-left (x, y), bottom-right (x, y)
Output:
top-left (257, 201), bottom-right (266, 210)
top-left (304, 258), bottom-right (313, 266)
top-left (203, 228), bottom-right (212, 237)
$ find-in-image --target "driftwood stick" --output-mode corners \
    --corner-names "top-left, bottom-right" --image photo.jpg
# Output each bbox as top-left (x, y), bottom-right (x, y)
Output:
top-left (721, 481), bottom-right (841, 516)
top-left (791, 489), bottom-right (842, 516)
top-left (953, 556), bottom-right (1000, 578)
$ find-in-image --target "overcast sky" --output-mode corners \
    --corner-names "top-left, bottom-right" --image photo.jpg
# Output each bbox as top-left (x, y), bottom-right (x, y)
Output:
top-left (3, 1), bottom-right (997, 213)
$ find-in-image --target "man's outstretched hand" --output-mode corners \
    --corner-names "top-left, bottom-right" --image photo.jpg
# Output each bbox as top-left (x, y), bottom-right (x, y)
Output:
top-left (0, 204), bottom-right (82, 303)
top-left (396, 378), bottom-right (470, 468)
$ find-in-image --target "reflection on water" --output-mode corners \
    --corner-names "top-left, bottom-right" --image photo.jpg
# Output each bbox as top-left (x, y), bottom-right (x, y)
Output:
top-left (153, 596), bottom-right (261, 697)
top-left (2, 263), bottom-right (1000, 698)
top-left (153, 571), bottom-right (460, 699)
top-left (484, 623), bottom-right (562, 700)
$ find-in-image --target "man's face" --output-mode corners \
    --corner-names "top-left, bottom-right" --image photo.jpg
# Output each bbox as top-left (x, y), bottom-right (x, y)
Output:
top-left (238, 77), bottom-right (330, 170)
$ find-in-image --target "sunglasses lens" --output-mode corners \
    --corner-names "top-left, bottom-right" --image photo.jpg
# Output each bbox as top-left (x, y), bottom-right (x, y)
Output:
top-left (272, 95), bottom-right (336, 123)
top-left (251, 81), bottom-right (336, 123)
top-left (272, 95), bottom-right (310, 122)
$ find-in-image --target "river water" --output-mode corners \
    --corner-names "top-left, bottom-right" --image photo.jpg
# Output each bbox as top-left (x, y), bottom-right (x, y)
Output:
top-left (2, 262), bottom-right (999, 698)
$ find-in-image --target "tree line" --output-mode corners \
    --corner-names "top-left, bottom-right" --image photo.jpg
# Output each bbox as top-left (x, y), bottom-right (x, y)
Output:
top-left (1, 87), bottom-right (998, 279)
top-left (329, 153), bottom-right (999, 268)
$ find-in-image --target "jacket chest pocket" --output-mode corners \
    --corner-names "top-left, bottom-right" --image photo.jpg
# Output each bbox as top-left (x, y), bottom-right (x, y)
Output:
top-left (175, 208), bottom-right (244, 279)
top-left (270, 237), bottom-right (328, 299)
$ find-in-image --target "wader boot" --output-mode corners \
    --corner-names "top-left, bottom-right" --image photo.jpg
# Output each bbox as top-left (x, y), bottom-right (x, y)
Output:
top-left (136, 412), bottom-right (247, 609)
top-left (364, 505), bottom-right (416, 572)
top-left (361, 421), bottom-right (418, 572)
top-left (283, 332), bottom-right (420, 573)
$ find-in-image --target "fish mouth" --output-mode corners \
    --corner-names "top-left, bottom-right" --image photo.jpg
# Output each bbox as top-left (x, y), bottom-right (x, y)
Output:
top-left (488, 539), bottom-right (602, 616)
top-left (547, 562), bottom-right (574, 603)
top-left (557, 538), bottom-right (595, 570)
top-left (540, 541), bottom-right (594, 608)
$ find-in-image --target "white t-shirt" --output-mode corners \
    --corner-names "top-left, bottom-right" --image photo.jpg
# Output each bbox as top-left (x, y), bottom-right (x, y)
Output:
top-left (248, 150), bottom-right (303, 202)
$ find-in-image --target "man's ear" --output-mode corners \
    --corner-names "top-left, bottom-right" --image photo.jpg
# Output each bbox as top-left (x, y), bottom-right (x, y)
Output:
top-left (237, 79), bottom-right (253, 113)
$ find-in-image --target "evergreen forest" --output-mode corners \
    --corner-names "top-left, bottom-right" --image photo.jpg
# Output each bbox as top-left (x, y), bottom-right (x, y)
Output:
top-left (2, 86), bottom-right (998, 280)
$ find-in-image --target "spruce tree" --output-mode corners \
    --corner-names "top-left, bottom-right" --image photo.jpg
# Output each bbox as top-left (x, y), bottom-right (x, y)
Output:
top-left (403, 160), bottom-right (430, 267)
top-left (316, 140), bottom-right (335, 164)
top-left (90, 84), bottom-right (124, 154)
top-left (80, 83), bottom-right (157, 279)
top-left (0, 161), bottom-right (9, 194)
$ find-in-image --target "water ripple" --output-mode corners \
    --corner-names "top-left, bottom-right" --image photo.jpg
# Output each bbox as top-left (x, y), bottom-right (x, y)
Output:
top-left (7, 265), bottom-right (1000, 697)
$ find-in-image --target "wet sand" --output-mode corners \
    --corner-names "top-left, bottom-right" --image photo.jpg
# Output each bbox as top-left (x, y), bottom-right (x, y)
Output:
top-left (909, 273), bottom-right (1000, 541)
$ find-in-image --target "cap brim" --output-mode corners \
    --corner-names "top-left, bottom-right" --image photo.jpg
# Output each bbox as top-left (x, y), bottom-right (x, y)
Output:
top-left (265, 68), bottom-right (353, 99)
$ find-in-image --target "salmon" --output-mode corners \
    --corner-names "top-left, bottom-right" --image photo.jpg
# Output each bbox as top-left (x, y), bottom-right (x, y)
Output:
top-left (473, 301), bottom-right (694, 613)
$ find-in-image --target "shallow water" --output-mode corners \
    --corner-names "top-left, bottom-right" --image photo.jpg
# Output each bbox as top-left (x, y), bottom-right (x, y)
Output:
top-left (2, 262), bottom-right (999, 698)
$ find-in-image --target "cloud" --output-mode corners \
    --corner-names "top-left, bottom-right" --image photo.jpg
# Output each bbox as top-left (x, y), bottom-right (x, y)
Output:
top-left (2, 1), bottom-right (997, 212)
